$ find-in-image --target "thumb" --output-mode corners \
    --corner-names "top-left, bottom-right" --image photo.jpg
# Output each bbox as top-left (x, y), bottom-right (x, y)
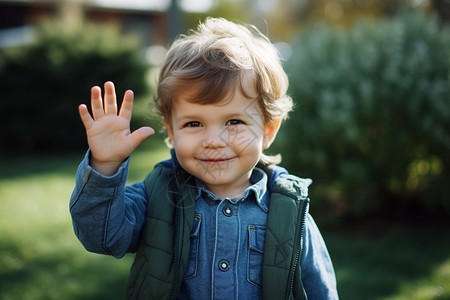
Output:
top-left (130, 126), bottom-right (155, 148)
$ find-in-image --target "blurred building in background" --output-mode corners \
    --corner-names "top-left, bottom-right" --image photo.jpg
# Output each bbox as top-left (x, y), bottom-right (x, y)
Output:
top-left (0, 0), bottom-right (172, 52)
top-left (0, 0), bottom-right (448, 54)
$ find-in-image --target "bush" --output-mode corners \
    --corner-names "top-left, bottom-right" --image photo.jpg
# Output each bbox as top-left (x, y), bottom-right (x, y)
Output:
top-left (0, 19), bottom-right (150, 153)
top-left (278, 11), bottom-right (450, 222)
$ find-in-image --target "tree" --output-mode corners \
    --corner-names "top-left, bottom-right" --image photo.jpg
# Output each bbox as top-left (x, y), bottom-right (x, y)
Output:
top-left (277, 10), bottom-right (450, 223)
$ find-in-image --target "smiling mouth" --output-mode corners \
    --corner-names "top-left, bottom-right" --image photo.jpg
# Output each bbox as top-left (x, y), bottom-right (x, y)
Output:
top-left (197, 157), bottom-right (235, 165)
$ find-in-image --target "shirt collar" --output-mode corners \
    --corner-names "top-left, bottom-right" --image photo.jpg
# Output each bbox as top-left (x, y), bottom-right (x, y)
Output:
top-left (194, 167), bottom-right (269, 212)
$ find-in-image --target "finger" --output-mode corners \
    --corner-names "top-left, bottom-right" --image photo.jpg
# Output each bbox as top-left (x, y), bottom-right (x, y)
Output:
top-left (91, 86), bottom-right (104, 120)
top-left (78, 104), bottom-right (95, 130)
top-left (119, 90), bottom-right (134, 120)
top-left (130, 127), bottom-right (155, 149)
top-left (104, 81), bottom-right (117, 116)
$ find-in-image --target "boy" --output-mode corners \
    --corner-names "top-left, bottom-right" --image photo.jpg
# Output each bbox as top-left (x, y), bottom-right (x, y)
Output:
top-left (70, 18), bottom-right (338, 299)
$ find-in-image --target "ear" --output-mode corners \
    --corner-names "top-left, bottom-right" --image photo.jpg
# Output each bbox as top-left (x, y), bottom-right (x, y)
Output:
top-left (262, 119), bottom-right (281, 149)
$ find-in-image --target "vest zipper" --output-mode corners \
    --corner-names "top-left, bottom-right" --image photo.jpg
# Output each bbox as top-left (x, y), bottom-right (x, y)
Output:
top-left (287, 197), bottom-right (309, 299)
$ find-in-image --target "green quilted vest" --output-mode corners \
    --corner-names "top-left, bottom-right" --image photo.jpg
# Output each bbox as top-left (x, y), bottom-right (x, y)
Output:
top-left (126, 163), bottom-right (309, 300)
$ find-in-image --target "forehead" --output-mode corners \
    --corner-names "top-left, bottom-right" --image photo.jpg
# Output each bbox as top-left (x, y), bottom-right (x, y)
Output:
top-left (172, 84), bottom-right (262, 120)
top-left (176, 69), bottom-right (257, 102)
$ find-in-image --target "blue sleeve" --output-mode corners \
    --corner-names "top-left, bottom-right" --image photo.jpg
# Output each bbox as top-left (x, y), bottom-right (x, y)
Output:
top-left (300, 213), bottom-right (339, 299)
top-left (69, 150), bottom-right (148, 258)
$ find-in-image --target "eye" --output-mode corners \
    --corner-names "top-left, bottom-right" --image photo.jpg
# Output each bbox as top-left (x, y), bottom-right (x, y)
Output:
top-left (183, 121), bottom-right (202, 128)
top-left (226, 119), bottom-right (244, 126)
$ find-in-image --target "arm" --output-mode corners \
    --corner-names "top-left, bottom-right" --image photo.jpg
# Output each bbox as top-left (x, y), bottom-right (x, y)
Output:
top-left (69, 151), bottom-right (148, 258)
top-left (70, 81), bottom-right (155, 258)
top-left (300, 214), bottom-right (339, 299)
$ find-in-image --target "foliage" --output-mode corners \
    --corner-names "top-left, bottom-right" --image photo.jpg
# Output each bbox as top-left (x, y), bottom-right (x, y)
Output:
top-left (278, 10), bottom-right (450, 221)
top-left (0, 19), bottom-right (150, 153)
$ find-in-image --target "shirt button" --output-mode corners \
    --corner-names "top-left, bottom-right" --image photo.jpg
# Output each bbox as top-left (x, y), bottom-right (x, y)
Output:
top-left (218, 260), bottom-right (230, 272)
top-left (222, 206), bottom-right (233, 217)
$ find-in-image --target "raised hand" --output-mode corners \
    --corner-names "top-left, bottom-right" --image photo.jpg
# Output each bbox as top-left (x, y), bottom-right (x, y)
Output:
top-left (78, 81), bottom-right (155, 176)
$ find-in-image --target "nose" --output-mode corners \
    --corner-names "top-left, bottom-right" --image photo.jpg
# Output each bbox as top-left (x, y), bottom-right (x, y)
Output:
top-left (201, 126), bottom-right (227, 148)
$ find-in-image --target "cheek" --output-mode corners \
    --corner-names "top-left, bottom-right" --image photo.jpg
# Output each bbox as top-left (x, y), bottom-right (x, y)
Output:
top-left (172, 133), bottom-right (196, 156)
top-left (227, 128), bottom-right (264, 152)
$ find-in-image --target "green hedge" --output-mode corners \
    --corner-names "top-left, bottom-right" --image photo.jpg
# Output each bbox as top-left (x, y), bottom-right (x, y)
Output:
top-left (277, 11), bottom-right (450, 222)
top-left (0, 20), bottom-right (150, 153)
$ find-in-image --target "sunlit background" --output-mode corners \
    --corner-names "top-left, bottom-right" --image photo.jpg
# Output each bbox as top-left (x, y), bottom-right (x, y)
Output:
top-left (0, 0), bottom-right (449, 299)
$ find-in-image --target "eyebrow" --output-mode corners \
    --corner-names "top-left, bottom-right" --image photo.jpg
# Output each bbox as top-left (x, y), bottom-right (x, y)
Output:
top-left (173, 114), bottom-right (200, 124)
top-left (174, 112), bottom-right (250, 124)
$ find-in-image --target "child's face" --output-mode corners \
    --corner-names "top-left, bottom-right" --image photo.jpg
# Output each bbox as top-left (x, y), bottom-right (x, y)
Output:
top-left (165, 81), bottom-right (278, 199)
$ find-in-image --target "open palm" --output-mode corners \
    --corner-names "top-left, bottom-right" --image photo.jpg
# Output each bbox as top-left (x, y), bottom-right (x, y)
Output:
top-left (78, 81), bottom-right (154, 175)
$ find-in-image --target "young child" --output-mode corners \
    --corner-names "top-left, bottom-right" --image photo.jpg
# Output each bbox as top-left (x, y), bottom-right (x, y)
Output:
top-left (70, 18), bottom-right (338, 299)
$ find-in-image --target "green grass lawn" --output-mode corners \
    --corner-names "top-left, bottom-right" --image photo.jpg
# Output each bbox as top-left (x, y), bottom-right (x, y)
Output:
top-left (325, 221), bottom-right (450, 300)
top-left (1, 143), bottom-right (449, 299)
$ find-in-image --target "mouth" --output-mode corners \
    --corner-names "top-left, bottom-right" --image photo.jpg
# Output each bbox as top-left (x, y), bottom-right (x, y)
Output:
top-left (197, 157), bottom-right (235, 166)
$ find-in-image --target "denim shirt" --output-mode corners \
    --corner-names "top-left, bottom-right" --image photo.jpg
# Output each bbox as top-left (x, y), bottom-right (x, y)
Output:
top-left (70, 151), bottom-right (338, 299)
top-left (178, 168), bottom-right (269, 299)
